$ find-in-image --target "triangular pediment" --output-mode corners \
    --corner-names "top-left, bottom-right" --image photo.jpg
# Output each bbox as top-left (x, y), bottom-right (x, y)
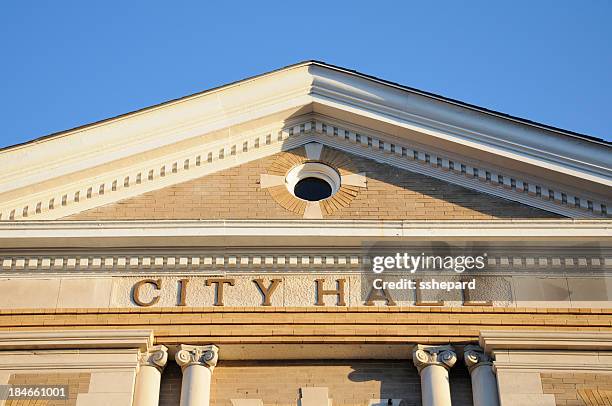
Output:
top-left (0, 62), bottom-right (609, 221)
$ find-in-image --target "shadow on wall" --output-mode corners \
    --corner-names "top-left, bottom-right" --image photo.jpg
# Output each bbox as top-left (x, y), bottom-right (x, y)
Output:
top-left (276, 117), bottom-right (563, 220)
top-left (348, 361), bottom-right (474, 406)
top-left (348, 361), bottom-right (420, 406)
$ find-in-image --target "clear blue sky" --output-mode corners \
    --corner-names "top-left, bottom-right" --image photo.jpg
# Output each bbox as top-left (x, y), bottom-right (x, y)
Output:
top-left (1, 1), bottom-right (611, 149)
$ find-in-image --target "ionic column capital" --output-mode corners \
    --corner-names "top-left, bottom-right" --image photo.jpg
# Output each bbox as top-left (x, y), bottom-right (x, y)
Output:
top-left (139, 344), bottom-right (168, 372)
top-left (463, 345), bottom-right (492, 373)
top-left (413, 344), bottom-right (457, 373)
top-left (175, 344), bottom-right (219, 371)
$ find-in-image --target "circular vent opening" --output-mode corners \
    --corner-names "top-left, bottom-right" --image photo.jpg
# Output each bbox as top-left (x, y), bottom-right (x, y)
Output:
top-left (285, 162), bottom-right (341, 202)
top-left (294, 177), bottom-right (333, 201)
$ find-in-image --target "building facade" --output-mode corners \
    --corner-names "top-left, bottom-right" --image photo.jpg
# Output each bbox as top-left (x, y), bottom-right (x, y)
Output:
top-left (0, 61), bottom-right (610, 406)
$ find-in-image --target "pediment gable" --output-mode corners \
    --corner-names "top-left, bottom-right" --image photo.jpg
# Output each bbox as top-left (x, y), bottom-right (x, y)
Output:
top-left (0, 62), bottom-right (609, 221)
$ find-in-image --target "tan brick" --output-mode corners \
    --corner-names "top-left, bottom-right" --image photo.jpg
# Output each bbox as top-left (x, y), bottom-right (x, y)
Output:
top-left (6, 372), bottom-right (90, 406)
top-left (541, 373), bottom-right (612, 405)
top-left (64, 147), bottom-right (560, 221)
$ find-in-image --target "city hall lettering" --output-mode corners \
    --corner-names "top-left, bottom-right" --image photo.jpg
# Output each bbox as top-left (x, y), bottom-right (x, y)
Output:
top-left (131, 277), bottom-right (480, 307)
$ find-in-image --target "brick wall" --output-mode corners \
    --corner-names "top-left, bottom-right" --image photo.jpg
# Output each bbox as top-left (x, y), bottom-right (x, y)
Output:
top-left (65, 147), bottom-right (560, 220)
top-left (5, 372), bottom-right (90, 406)
top-left (541, 372), bottom-right (612, 405)
top-left (326, 152), bottom-right (560, 220)
top-left (159, 360), bottom-right (473, 406)
top-left (159, 361), bottom-right (182, 406)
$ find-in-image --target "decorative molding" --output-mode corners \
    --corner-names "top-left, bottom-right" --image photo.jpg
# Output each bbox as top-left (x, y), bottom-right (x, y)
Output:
top-left (3, 61), bottom-right (608, 202)
top-left (412, 344), bottom-right (457, 373)
top-left (0, 253), bottom-right (363, 272)
top-left (0, 219), bottom-right (609, 249)
top-left (491, 347), bottom-right (612, 372)
top-left (175, 344), bottom-right (219, 371)
top-left (492, 361), bottom-right (612, 372)
top-left (480, 331), bottom-right (612, 353)
top-left (0, 63), bottom-right (313, 194)
top-left (463, 344), bottom-right (493, 373)
top-left (0, 121), bottom-right (309, 221)
top-left (1, 250), bottom-right (609, 272)
top-left (308, 63), bottom-right (611, 185)
top-left (0, 116), bottom-right (609, 221)
top-left (139, 344), bottom-right (168, 372)
top-left (0, 329), bottom-right (153, 351)
top-left (310, 119), bottom-right (608, 218)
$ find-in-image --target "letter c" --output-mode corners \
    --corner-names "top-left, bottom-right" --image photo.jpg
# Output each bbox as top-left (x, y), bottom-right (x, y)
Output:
top-left (132, 279), bottom-right (161, 307)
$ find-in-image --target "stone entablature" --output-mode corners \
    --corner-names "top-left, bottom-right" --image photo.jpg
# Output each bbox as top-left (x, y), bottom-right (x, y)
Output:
top-left (1, 307), bottom-right (611, 359)
top-left (0, 273), bottom-right (611, 309)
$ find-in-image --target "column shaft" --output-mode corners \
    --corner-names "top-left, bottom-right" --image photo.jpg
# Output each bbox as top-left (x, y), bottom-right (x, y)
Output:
top-left (180, 364), bottom-right (212, 406)
top-left (471, 364), bottom-right (499, 406)
top-left (134, 365), bottom-right (163, 406)
top-left (420, 365), bottom-right (452, 406)
top-left (464, 345), bottom-right (499, 406)
top-left (413, 344), bottom-right (456, 406)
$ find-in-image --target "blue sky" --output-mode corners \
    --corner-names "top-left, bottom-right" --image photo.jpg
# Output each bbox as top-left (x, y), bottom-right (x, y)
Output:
top-left (1, 1), bottom-right (611, 149)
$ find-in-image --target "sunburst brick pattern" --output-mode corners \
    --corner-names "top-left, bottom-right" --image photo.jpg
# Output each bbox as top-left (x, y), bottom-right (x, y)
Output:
top-left (263, 145), bottom-right (365, 217)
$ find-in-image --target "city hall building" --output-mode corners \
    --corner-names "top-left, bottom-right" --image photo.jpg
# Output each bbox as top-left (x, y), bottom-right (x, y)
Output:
top-left (0, 61), bottom-right (611, 406)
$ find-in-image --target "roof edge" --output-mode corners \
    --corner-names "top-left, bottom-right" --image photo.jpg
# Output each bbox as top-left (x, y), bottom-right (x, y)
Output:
top-left (2, 60), bottom-right (609, 153)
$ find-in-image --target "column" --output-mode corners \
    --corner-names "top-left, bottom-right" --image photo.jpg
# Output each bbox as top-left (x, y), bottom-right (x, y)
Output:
top-left (175, 344), bottom-right (219, 406)
top-left (134, 345), bottom-right (168, 406)
top-left (412, 344), bottom-right (457, 406)
top-left (463, 345), bottom-right (499, 406)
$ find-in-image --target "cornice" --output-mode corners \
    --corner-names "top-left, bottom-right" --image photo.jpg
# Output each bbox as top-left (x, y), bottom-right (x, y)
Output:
top-left (0, 219), bottom-right (609, 250)
top-left (0, 65), bottom-right (314, 194)
top-left (490, 362), bottom-right (612, 372)
top-left (0, 117), bottom-right (609, 221)
top-left (0, 329), bottom-right (153, 351)
top-left (480, 331), bottom-right (612, 352)
top-left (307, 64), bottom-right (611, 186)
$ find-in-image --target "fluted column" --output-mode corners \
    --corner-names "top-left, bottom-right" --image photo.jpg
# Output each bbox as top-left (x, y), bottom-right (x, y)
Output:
top-left (464, 345), bottom-right (499, 406)
top-left (175, 344), bottom-right (219, 406)
top-left (134, 345), bottom-right (168, 406)
top-left (413, 344), bottom-right (456, 406)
